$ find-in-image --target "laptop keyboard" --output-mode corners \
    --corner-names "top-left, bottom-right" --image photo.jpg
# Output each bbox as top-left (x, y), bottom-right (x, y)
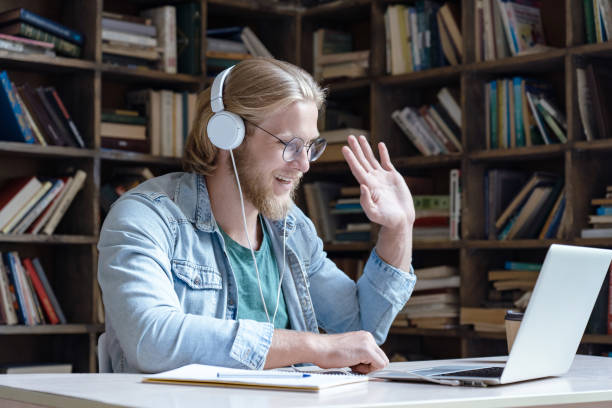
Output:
top-left (439, 367), bottom-right (504, 378)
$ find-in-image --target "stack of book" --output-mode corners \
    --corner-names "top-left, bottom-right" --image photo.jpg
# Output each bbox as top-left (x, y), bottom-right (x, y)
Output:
top-left (485, 78), bottom-right (566, 149)
top-left (413, 194), bottom-right (451, 241)
top-left (0, 171), bottom-right (87, 235)
top-left (395, 265), bottom-right (460, 329)
top-left (495, 172), bottom-right (565, 240)
top-left (317, 129), bottom-right (369, 163)
top-left (303, 182), bottom-right (342, 243)
top-left (576, 60), bottom-right (612, 141)
top-left (206, 26), bottom-right (272, 76)
top-left (583, 0), bottom-right (612, 44)
top-left (317, 102), bottom-right (369, 161)
top-left (581, 186), bottom-right (612, 239)
top-left (384, 1), bottom-right (455, 74)
top-left (0, 8), bottom-right (83, 58)
top-left (486, 261), bottom-right (540, 310)
top-left (101, 109), bottom-right (148, 154)
top-left (460, 307), bottom-right (507, 332)
top-left (100, 167), bottom-right (154, 216)
top-left (475, 0), bottom-right (549, 62)
top-left (126, 89), bottom-right (197, 157)
top-left (313, 28), bottom-right (369, 81)
top-left (101, 11), bottom-right (162, 70)
top-left (0, 72), bottom-right (85, 148)
top-left (391, 87), bottom-right (462, 156)
top-left (0, 252), bottom-right (66, 326)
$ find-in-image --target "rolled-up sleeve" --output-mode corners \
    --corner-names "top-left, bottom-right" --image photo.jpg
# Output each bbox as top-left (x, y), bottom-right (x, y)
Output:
top-left (98, 194), bottom-right (273, 372)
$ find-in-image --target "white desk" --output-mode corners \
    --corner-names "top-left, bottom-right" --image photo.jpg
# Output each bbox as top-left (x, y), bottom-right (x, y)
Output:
top-left (0, 355), bottom-right (611, 408)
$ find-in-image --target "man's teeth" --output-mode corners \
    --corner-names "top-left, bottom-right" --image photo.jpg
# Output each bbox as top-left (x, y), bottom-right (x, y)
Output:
top-left (276, 176), bottom-right (292, 182)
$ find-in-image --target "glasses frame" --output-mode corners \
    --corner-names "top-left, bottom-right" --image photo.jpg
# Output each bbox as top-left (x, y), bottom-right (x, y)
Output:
top-left (246, 120), bottom-right (327, 163)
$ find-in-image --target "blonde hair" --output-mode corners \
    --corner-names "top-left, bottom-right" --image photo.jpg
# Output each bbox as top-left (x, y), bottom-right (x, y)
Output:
top-left (183, 57), bottom-right (326, 175)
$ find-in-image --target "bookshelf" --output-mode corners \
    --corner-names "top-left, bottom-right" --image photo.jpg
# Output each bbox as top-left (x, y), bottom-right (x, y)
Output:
top-left (1, 0), bottom-right (611, 372)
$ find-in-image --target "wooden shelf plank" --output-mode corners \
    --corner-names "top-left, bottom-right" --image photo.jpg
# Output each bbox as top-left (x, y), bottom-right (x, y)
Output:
top-left (0, 324), bottom-right (103, 335)
top-left (377, 65), bottom-right (462, 86)
top-left (100, 65), bottom-right (202, 86)
top-left (465, 240), bottom-right (565, 249)
top-left (570, 41), bottom-right (612, 57)
top-left (468, 144), bottom-right (566, 161)
top-left (574, 139), bottom-right (612, 152)
top-left (0, 235), bottom-right (98, 245)
top-left (391, 154), bottom-right (463, 168)
top-left (208, 0), bottom-right (297, 14)
top-left (466, 49), bottom-right (567, 74)
top-left (0, 142), bottom-right (95, 159)
top-left (301, 0), bottom-right (372, 17)
top-left (573, 238), bottom-right (612, 248)
top-left (0, 52), bottom-right (96, 73)
top-left (414, 240), bottom-right (462, 250)
top-left (99, 150), bottom-right (182, 166)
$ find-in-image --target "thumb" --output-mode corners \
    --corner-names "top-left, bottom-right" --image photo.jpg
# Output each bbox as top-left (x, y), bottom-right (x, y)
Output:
top-left (360, 184), bottom-right (376, 214)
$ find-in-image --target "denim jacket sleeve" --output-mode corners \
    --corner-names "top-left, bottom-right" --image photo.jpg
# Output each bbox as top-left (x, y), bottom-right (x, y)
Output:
top-left (302, 215), bottom-right (416, 344)
top-left (97, 193), bottom-right (273, 373)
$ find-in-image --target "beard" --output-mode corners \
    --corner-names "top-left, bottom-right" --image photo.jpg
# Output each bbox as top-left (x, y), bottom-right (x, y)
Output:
top-left (232, 143), bottom-right (301, 220)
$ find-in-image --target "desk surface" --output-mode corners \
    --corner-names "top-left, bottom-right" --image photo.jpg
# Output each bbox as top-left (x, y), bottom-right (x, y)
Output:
top-left (1, 355), bottom-right (612, 408)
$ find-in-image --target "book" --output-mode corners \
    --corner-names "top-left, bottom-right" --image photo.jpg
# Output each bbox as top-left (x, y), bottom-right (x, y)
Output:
top-left (101, 17), bottom-right (157, 37)
top-left (41, 169), bottom-right (87, 235)
top-left (460, 307), bottom-right (507, 325)
top-left (13, 178), bottom-right (64, 234)
top-left (0, 177), bottom-right (42, 232)
top-left (437, 2), bottom-right (463, 62)
top-left (101, 122), bottom-right (146, 140)
top-left (36, 86), bottom-right (75, 147)
top-left (0, 22), bottom-right (81, 57)
top-left (413, 275), bottom-right (460, 291)
top-left (0, 71), bottom-right (34, 144)
top-left (46, 87), bottom-right (85, 148)
top-left (241, 26), bottom-right (273, 58)
top-left (505, 261), bottom-right (541, 270)
top-left (488, 269), bottom-right (539, 281)
top-left (320, 128), bottom-right (369, 144)
top-left (143, 364), bottom-right (368, 392)
top-left (17, 83), bottom-right (64, 146)
top-left (22, 258), bottom-right (59, 324)
top-left (32, 258), bottom-right (66, 324)
top-left (437, 87), bottom-right (461, 129)
top-left (141, 6), bottom-right (177, 74)
top-left (2, 180), bottom-right (52, 234)
top-left (0, 8), bottom-right (84, 45)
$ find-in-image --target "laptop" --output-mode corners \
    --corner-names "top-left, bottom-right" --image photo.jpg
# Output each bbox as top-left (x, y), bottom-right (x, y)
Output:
top-left (372, 244), bottom-right (612, 386)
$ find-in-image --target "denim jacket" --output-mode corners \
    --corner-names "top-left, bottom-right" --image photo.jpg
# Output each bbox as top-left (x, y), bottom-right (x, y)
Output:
top-left (97, 172), bottom-right (416, 373)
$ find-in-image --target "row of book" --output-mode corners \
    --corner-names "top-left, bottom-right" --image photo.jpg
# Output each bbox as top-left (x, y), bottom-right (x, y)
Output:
top-left (581, 185), bottom-right (612, 238)
top-left (385, 1), bottom-right (460, 75)
top-left (312, 28), bottom-right (370, 81)
top-left (206, 26), bottom-right (273, 76)
top-left (0, 7), bottom-right (83, 58)
top-left (583, 0), bottom-right (612, 44)
top-left (0, 171), bottom-right (86, 235)
top-left (394, 265), bottom-right (460, 329)
top-left (0, 71), bottom-right (85, 147)
top-left (303, 170), bottom-right (461, 244)
top-left (391, 87), bottom-right (462, 156)
top-left (103, 89), bottom-right (197, 157)
top-left (487, 171), bottom-right (565, 240)
top-left (577, 60), bottom-right (612, 141)
top-left (485, 78), bottom-right (566, 150)
top-left (103, 4), bottom-right (201, 74)
top-left (475, 0), bottom-right (549, 63)
top-left (0, 252), bottom-right (66, 326)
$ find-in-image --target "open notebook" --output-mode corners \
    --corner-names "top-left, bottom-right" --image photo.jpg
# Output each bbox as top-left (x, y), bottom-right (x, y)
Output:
top-left (142, 364), bottom-right (368, 392)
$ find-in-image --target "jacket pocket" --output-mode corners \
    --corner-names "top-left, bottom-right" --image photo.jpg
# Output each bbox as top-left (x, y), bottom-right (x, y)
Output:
top-left (171, 259), bottom-right (222, 290)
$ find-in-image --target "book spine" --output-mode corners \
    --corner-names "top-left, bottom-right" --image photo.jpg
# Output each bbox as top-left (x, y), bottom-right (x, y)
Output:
top-left (101, 18), bottom-right (157, 38)
top-left (0, 71), bottom-right (35, 143)
top-left (584, 0), bottom-right (596, 43)
top-left (514, 77), bottom-right (525, 146)
top-left (7, 252), bottom-right (32, 325)
top-left (608, 263), bottom-right (612, 335)
top-left (144, 6), bottom-right (177, 73)
top-left (449, 169), bottom-right (461, 240)
top-left (17, 23), bottom-right (81, 57)
top-left (37, 87), bottom-right (75, 147)
top-left (32, 258), bottom-right (66, 324)
top-left (101, 29), bottom-right (157, 48)
top-left (23, 258), bottom-right (59, 324)
top-left (13, 179), bottom-right (63, 234)
top-left (2, 253), bottom-right (26, 324)
top-left (21, 9), bottom-right (83, 45)
top-left (15, 90), bottom-right (45, 145)
top-left (49, 88), bottom-right (85, 148)
top-left (22, 262), bottom-right (45, 324)
top-left (42, 170), bottom-right (87, 235)
top-left (0, 260), bottom-right (18, 325)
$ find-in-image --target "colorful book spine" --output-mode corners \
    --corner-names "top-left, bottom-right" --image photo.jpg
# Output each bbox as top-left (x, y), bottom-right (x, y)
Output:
top-left (505, 261), bottom-right (542, 271)
top-left (8, 23), bottom-right (81, 57)
top-left (17, 8), bottom-right (83, 45)
top-left (22, 258), bottom-right (59, 324)
top-left (3, 252), bottom-right (27, 325)
top-left (0, 71), bottom-right (35, 143)
top-left (32, 258), bottom-right (66, 324)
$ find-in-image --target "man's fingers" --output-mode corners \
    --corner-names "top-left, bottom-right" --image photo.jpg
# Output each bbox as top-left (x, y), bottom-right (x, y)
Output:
top-left (359, 135), bottom-right (381, 170)
top-left (342, 145), bottom-right (367, 185)
top-left (378, 142), bottom-right (395, 172)
top-left (348, 135), bottom-right (374, 173)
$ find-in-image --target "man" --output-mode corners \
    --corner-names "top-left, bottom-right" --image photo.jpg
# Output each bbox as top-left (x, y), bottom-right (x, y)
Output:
top-left (97, 58), bottom-right (416, 374)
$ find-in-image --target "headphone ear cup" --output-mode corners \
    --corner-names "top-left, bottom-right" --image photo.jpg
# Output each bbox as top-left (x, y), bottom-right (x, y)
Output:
top-left (207, 111), bottom-right (245, 150)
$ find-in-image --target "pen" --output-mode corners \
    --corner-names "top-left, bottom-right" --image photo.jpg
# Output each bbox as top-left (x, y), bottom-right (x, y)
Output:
top-left (217, 372), bottom-right (311, 379)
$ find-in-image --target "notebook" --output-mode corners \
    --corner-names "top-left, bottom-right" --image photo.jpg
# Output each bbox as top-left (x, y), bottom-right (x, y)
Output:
top-left (371, 244), bottom-right (612, 386)
top-left (142, 364), bottom-right (368, 392)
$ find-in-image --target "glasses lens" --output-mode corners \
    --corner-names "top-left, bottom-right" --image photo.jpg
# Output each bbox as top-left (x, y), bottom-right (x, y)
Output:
top-left (283, 138), bottom-right (304, 162)
top-left (308, 138), bottom-right (327, 162)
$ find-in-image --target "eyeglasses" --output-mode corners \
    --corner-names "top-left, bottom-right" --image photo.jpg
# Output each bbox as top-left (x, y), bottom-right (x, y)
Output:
top-left (246, 121), bottom-right (327, 162)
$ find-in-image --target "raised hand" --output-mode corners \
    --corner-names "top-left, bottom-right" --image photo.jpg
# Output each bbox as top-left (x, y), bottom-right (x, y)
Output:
top-left (342, 135), bottom-right (415, 232)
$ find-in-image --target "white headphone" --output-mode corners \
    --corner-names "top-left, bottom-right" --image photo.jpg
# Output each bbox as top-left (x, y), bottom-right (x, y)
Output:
top-left (207, 66), bottom-right (245, 150)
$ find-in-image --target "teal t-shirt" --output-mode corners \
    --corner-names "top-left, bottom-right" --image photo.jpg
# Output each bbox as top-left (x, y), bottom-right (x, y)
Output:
top-left (219, 219), bottom-right (290, 329)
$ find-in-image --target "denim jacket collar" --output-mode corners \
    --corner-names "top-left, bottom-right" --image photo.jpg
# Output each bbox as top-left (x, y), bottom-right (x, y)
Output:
top-left (176, 172), bottom-right (297, 236)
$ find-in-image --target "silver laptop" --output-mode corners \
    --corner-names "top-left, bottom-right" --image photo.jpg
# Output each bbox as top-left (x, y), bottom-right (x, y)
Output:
top-left (373, 244), bottom-right (612, 386)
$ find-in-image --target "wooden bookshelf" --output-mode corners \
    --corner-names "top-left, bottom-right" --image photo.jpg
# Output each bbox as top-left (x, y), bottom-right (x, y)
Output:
top-left (2, 0), bottom-right (611, 372)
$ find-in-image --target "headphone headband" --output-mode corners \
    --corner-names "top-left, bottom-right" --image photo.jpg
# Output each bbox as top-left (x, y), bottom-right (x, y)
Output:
top-left (210, 66), bottom-right (234, 113)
